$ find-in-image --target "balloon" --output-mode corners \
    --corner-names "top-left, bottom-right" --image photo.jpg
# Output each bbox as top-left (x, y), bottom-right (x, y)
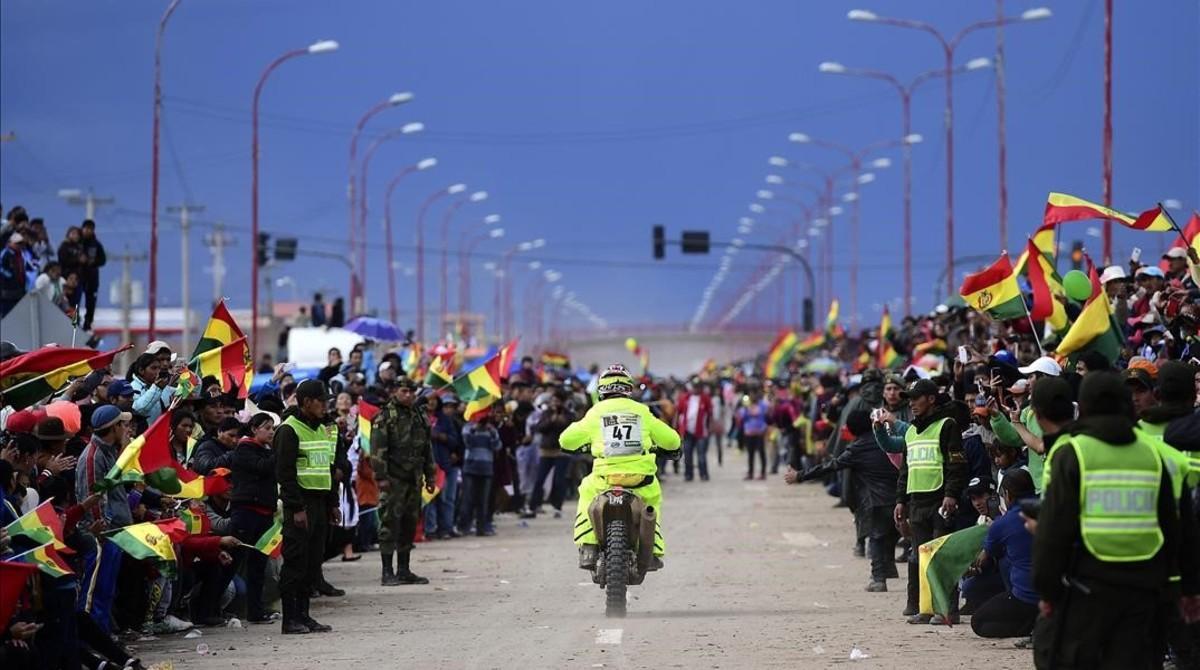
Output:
top-left (1063, 270), bottom-right (1093, 302)
top-left (624, 338), bottom-right (638, 352)
top-left (45, 401), bottom-right (82, 435)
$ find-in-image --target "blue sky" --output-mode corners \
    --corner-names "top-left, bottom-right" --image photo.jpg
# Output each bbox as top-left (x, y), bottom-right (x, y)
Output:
top-left (2, 1), bottom-right (1197, 333)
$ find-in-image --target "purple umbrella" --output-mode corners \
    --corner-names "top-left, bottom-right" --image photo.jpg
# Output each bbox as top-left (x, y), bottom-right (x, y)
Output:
top-left (343, 316), bottom-right (404, 342)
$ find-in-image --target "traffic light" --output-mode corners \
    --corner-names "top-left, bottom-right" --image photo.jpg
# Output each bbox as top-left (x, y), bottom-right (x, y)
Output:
top-left (652, 225), bottom-right (665, 259)
top-left (274, 237), bottom-right (297, 262)
top-left (681, 231), bottom-right (710, 254)
top-left (257, 233), bottom-right (271, 267)
top-left (802, 298), bottom-right (814, 332)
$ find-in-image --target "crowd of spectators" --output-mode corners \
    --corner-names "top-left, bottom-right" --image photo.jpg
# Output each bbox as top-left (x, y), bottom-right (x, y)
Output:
top-left (1, 206), bottom-right (106, 328)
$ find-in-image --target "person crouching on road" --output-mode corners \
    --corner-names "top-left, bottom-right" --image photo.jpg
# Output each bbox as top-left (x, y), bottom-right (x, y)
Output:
top-left (275, 379), bottom-right (339, 635)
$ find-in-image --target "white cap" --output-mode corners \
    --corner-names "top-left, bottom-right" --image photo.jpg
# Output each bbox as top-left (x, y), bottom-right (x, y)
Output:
top-left (1136, 265), bottom-right (1165, 279)
top-left (378, 361), bottom-right (393, 372)
top-left (1099, 265), bottom-right (1127, 285)
top-left (1018, 356), bottom-right (1062, 377)
top-left (1163, 247), bottom-right (1188, 260)
top-left (7, 232), bottom-right (23, 244)
top-left (145, 340), bottom-right (171, 355)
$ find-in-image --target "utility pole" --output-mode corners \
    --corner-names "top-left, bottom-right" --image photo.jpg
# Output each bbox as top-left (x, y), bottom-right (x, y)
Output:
top-left (57, 188), bottom-right (115, 220)
top-left (117, 249), bottom-right (148, 370)
top-left (204, 223), bottom-right (232, 305)
top-left (167, 203), bottom-right (205, 354)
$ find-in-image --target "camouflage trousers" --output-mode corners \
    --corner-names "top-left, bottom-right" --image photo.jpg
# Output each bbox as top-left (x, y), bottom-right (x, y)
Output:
top-left (378, 477), bottom-right (423, 555)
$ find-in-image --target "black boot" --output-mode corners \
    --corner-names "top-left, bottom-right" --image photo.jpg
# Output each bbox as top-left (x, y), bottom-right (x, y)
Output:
top-left (396, 552), bottom-right (429, 585)
top-left (298, 593), bottom-right (331, 633)
top-left (381, 552), bottom-right (400, 586)
top-left (315, 579), bottom-right (345, 597)
top-left (280, 595), bottom-right (309, 635)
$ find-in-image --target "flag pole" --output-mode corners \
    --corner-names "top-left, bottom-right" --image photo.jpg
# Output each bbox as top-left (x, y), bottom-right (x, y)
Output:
top-left (1158, 203), bottom-right (1189, 245)
top-left (1008, 248), bottom-right (1045, 356)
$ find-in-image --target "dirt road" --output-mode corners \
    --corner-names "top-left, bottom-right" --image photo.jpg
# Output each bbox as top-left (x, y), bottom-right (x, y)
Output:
top-left (138, 457), bottom-right (1029, 669)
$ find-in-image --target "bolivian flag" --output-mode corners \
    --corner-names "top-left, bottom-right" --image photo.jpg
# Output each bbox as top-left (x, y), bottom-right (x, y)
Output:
top-left (3, 499), bottom-right (69, 552)
top-left (825, 300), bottom-right (840, 337)
top-left (254, 519), bottom-right (283, 558)
top-left (1023, 238), bottom-right (1069, 333)
top-left (795, 332), bottom-right (826, 353)
top-left (1043, 192), bottom-right (1136, 227)
top-left (190, 336), bottom-right (253, 399)
top-left (190, 300), bottom-right (244, 361)
top-left (541, 352), bottom-right (569, 369)
top-left (919, 525), bottom-right (987, 618)
top-left (1162, 213), bottom-right (1200, 268)
top-left (1, 345), bottom-right (132, 411)
top-left (451, 353), bottom-right (503, 403)
top-left (424, 354), bottom-right (455, 390)
top-left (764, 330), bottom-right (798, 378)
top-left (357, 399), bottom-right (380, 454)
top-left (179, 506), bottom-right (211, 535)
top-left (912, 338), bottom-right (949, 359)
top-left (959, 253), bottom-right (1026, 320)
top-left (10, 543), bottom-right (73, 578)
top-left (1055, 262), bottom-right (1123, 363)
top-left (877, 307), bottom-right (901, 369)
top-left (0, 347), bottom-right (102, 391)
top-left (108, 521), bottom-right (177, 563)
top-left (102, 411), bottom-right (228, 499)
top-left (1013, 222), bottom-right (1057, 275)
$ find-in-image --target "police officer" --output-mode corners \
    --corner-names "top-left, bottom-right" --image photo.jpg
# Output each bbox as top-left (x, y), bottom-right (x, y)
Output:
top-left (1033, 371), bottom-right (1185, 669)
top-left (275, 379), bottom-right (339, 634)
top-left (893, 378), bottom-right (968, 624)
top-left (371, 377), bottom-right (436, 586)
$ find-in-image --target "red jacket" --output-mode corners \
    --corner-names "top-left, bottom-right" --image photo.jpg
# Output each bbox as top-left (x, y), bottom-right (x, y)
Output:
top-left (675, 392), bottom-right (714, 439)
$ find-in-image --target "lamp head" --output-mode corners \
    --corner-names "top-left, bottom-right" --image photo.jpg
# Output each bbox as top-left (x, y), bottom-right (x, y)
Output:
top-left (307, 40), bottom-right (339, 54)
top-left (416, 157), bottom-right (438, 170)
top-left (749, 203), bottom-right (766, 214)
top-left (765, 174), bottom-right (784, 185)
top-left (447, 183), bottom-right (467, 195)
top-left (847, 9), bottom-right (878, 21)
top-left (903, 133), bottom-right (923, 145)
top-left (818, 61), bottom-right (847, 74)
top-left (388, 92), bottom-right (414, 105)
top-left (469, 191), bottom-right (488, 202)
top-left (489, 228), bottom-right (505, 238)
top-left (756, 190), bottom-right (774, 200)
top-left (483, 214), bottom-right (501, 224)
top-left (401, 122), bottom-right (425, 134)
top-left (1021, 7), bottom-right (1052, 21)
top-left (965, 57), bottom-right (992, 71)
top-left (768, 156), bottom-right (789, 167)
top-left (788, 132), bottom-right (811, 144)
top-left (870, 157), bottom-right (892, 169)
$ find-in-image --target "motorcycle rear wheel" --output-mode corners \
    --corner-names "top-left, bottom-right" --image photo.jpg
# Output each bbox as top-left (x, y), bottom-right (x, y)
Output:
top-left (604, 519), bottom-right (628, 618)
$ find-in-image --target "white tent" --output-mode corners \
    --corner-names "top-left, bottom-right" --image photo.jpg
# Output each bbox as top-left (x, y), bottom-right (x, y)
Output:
top-left (0, 292), bottom-right (79, 350)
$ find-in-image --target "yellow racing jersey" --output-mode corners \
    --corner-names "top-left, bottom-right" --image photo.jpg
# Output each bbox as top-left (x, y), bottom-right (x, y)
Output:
top-left (560, 397), bottom-right (682, 477)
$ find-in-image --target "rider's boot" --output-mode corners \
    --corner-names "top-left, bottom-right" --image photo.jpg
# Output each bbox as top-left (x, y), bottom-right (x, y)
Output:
top-left (648, 555), bottom-right (664, 571)
top-left (579, 544), bottom-right (599, 570)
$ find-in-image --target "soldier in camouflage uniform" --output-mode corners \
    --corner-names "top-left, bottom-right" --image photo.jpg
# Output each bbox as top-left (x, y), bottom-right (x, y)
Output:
top-left (370, 377), bottom-right (437, 586)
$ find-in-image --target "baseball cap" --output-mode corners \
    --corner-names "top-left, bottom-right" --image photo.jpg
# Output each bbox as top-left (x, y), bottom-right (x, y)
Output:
top-left (107, 380), bottom-right (135, 398)
top-left (441, 393), bottom-right (461, 406)
top-left (900, 378), bottom-right (938, 399)
top-left (294, 379), bottom-right (331, 403)
top-left (1099, 265), bottom-right (1128, 285)
top-left (1007, 379), bottom-right (1030, 395)
top-left (1136, 266), bottom-right (1165, 279)
top-left (1018, 356), bottom-right (1062, 377)
top-left (966, 477), bottom-right (994, 497)
top-left (1123, 367), bottom-right (1154, 391)
top-left (91, 405), bottom-right (132, 430)
top-left (1163, 247), bottom-right (1188, 260)
top-left (4, 409), bottom-right (40, 434)
top-left (145, 340), bottom-right (171, 355)
top-left (7, 232), bottom-right (23, 244)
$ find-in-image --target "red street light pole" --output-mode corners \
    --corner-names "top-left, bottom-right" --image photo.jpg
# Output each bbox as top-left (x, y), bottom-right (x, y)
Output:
top-left (496, 239), bottom-right (545, 341)
top-left (786, 133), bottom-right (915, 328)
top-left (382, 157), bottom-right (438, 325)
top-left (347, 92), bottom-right (414, 314)
top-left (817, 61), bottom-right (982, 315)
top-left (1102, 0), bottom-right (1113, 264)
top-left (458, 216), bottom-right (502, 316)
top-left (251, 39), bottom-right (338, 357)
top-left (439, 190), bottom-right (488, 334)
top-left (847, 7), bottom-right (1050, 296)
top-left (415, 183), bottom-right (467, 342)
top-left (149, 0), bottom-right (182, 341)
top-left (358, 122), bottom-right (425, 314)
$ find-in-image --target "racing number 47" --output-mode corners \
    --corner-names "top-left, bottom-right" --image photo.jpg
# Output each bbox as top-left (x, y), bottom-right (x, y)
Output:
top-left (611, 424), bottom-right (633, 441)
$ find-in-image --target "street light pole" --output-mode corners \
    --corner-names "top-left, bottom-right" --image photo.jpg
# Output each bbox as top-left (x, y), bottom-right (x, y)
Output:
top-left (347, 92), bottom-right (414, 314)
top-left (818, 62), bottom-right (976, 315)
top-left (166, 203), bottom-right (204, 355)
top-left (251, 39), bottom-right (338, 357)
top-left (1102, 0), bottom-right (1114, 264)
top-left (358, 122), bottom-right (425, 314)
top-left (458, 215), bottom-right (501, 319)
top-left (150, 0), bottom-right (182, 342)
top-left (383, 157), bottom-right (437, 325)
top-left (439, 190), bottom-right (488, 336)
top-left (847, 7), bottom-right (1050, 296)
top-left (415, 183), bottom-right (466, 342)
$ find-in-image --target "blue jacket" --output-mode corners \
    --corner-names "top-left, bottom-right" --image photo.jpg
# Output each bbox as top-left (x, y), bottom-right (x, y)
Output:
top-left (461, 423), bottom-right (501, 477)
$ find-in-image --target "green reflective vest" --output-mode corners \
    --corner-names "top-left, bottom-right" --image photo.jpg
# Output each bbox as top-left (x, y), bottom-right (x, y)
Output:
top-left (1072, 433), bottom-right (1164, 563)
top-left (283, 415), bottom-right (335, 492)
top-left (904, 418), bottom-right (947, 494)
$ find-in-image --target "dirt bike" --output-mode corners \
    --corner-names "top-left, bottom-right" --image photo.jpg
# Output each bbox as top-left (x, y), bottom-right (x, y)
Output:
top-left (586, 448), bottom-right (677, 618)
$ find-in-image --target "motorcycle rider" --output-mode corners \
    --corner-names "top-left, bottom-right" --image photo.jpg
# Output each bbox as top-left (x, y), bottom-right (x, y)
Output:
top-left (561, 364), bottom-right (682, 571)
